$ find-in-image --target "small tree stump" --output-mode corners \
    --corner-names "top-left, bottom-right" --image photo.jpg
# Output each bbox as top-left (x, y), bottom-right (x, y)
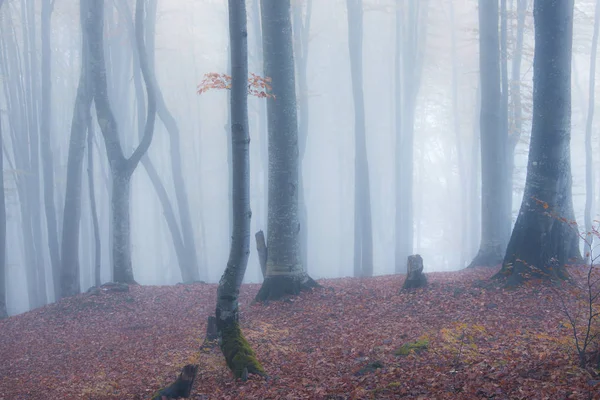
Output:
top-left (402, 254), bottom-right (427, 289)
top-left (255, 230), bottom-right (267, 278)
top-left (200, 316), bottom-right (219, 352)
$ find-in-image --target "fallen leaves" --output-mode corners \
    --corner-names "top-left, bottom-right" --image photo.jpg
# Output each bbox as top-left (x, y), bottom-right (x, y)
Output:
top-left (0, 267), bottom-right (598, 399)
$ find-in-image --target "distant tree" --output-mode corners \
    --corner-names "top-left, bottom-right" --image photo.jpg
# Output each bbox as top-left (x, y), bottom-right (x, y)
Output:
top-left (584, 0), bottom-right (600, 261)
top-left (255, 0), bottom-right (318, 300)
top-left (60, 0), bottom-right (94, 298)
top-left (87, 118), bottom-right (102, 288)
top-left (40, 0), bottom-right (61, 299)
top-left (88, 0), bottom-right (156, 284)
top-left (395, 0), bottom-right (428, 274)
top-left (347, 0), bottom-right (373, 278)
top-left (495, 0), bottom-right (581, 284)
top-left (215, 0), bottom-right (264, 379)
top-left (468, 0), bottom-right (506, 268)
top-left (0, 87), bottom-right (6, 320)
top-left (118, 0), bottom-right (202, 283)
top-left (292, 0), bottom-right (313, 273)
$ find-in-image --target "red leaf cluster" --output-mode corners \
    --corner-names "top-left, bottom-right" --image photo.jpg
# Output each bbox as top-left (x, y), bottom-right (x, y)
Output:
top-left (0, 268), bottom-right (599, 399)
top-left (197, 72), bottom-right (274, 99)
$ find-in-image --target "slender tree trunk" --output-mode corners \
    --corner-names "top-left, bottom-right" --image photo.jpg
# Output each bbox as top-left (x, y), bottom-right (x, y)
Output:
top-left (215, 0), bottom-right (264, 380)
top-left (60, 0), bottom-right (93, 298)
top-left (469, 85), bottom-right (481, 257)
top-left (507, 0), bottom-right (527, 241)
top-left (292, 0), bottom-right (312, 274)
top-left (87, 118), bottom-right (102, 287)
top-left (395, 0), bottom-right (428, 273)
top-left (89, 0), bottom-right (157, 284)
top-left (500, 0), bottom-right (511, 247)
top-left (495, 0), bottom-right (581, 284)
top-left (449, 0), bottom-right (467, 267)
top-left (0, 98), bottom-right (6, 319)
top-left (255, 0), bottom-right (318, 301)
top-left (347, 0), bottom-right (373, 278)
top-left (469, 0), bottom-right (506, 268)
top-left (584, 0), bottom-right (600, 261)
top-left (40, 0), bottom-right (60, 299)
top-left (394, 0), bottom-right (403, 268)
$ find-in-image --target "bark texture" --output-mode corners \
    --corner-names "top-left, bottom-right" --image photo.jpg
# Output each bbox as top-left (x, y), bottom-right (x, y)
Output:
top-left (468, 0), bottom-right (506, 268)
top-left (495, 0), bottom-right (581, 285)
top-left (255, 0), bottom-right (318, 300)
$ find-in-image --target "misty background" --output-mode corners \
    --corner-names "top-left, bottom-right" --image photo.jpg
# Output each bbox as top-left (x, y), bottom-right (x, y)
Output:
top-left (0, 0), bottom-right (598, 316)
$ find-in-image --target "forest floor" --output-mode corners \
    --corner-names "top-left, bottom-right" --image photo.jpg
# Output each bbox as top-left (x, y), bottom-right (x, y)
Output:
top-left (1, 267), bottom-right (599, 399)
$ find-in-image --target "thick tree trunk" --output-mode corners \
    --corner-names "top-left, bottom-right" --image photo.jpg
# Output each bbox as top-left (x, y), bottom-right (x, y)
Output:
top-left (110, 172), bottom-right (135, 284)
top-left (469, 0), bottom-right (506, 268)
top-left (584, 0), bottom-right (600, 261)
top-left (347, 0), bottom-right (373, 278)
top-left (500, 0), bottom-right (512, 248)
top-left (495, 0), bottom-right (581, 285)
top-left (40, 0), bottom-right (60, 299)
top-left (215, 0), bottom-right (264, 380)
top-left (60, 0), bottom-right (93, 298)
top-left (255, 0), bottom-right (318, 301)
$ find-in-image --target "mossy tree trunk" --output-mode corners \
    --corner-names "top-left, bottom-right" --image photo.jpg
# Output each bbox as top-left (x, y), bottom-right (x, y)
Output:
top-left (494, 0), bottom-right (581, 285)
top-left (215, 0), bottom-right (264, 380)
top-left (255, 0), bottom-right (319, 301)
top-left (88, 0), bottom-right (156, 284)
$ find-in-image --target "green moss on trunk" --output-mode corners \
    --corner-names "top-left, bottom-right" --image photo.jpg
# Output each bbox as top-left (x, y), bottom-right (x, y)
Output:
top-left (220, 321), bottom-right (264, 379)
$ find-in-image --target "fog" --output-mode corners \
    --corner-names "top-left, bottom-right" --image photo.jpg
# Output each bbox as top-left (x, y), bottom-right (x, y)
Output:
top-left (0, 0), bottom-right (598, 316)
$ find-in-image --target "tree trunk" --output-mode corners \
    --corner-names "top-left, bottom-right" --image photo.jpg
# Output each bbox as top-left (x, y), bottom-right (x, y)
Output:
top-left (500, 0), bottom-right (512, 248)
top-left (584, 0), bottom-right (600, 261)
top-left (495, 0), bottom-right (581, 285)
top-left (0, 97), bottom-right (7, 319)
top-left (216, 0), bottom-right (264, 380)
top-left (292, 0), bottom-right (312, 274)
top-left (347, 0), bottom-right (373, 278)
top-left (449, 0), bottom-right (467, 267)
top-left (60, 0), bottom-right (93, 298)
top-left (255, 0), bottom-right (318, 301)
top-left (468, 0), bottom-right (506, 268)
top-left (89, 0), bottom-right (156, 284)
top-left (395, 0), bottom-right (428, 273)
top-left (469, 85), bottom-right (481, 257)
top-left (87, 119), bottom-right (102, 287)
top-left (40, 0), bottom-right (61, 299)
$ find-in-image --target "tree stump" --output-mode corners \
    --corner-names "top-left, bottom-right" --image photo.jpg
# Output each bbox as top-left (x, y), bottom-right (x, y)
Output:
top-left (402, 254), bottom-right (427, 289)
top-left (255, 230), bottom-right (267, 279)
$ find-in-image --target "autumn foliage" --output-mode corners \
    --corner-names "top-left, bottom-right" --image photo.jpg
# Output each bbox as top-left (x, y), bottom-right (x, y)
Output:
top-left (197, 72), bottom-right (275, 99)
top-left (1, 268), bottom-right (600, 399)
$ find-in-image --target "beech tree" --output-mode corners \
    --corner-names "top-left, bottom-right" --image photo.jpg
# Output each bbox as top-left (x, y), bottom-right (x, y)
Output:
top-left (584, 0), bottom-right (600, 261)
top-left (468, 0), bottom-right (507, 268)
top-left (215, 0), bottom-right (264, 379)
top-left (347, 0), bottom-right (373, 278)
top-left (60, 0), bottom-right (94, 298)
top-left (89, 0), bottom-right (156, 284)
top-left (255, 0), bottom-right (318, 300)
top-left (495, 0), bottom-right (581, 284)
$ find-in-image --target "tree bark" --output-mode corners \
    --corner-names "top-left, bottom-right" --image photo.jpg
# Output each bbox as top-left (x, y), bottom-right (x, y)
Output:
top-left (468, 0), bottom-right (506, 268)
top-left (584, 0), bottom-right (600, 261)
top-left (292, 0), bottom-right (312, 274)
top-left (216, 0), bottom-right (264, 380)
top-left (0, 93), bottom-right (7, 319)
top-left (347, 0), bottom-right (373, 278)
top-left (87, 118), bottom-right (102, 287)
top-left (60, 0), bottom-right (94, 298)
top-left (495, 0), bottom-right (581, 284)
top-left (255, 0), bottom-right (318, 301)
top-left (89, 0), bottom-right (157, 284)
top-left (40, 0), bottom-right (61, 299)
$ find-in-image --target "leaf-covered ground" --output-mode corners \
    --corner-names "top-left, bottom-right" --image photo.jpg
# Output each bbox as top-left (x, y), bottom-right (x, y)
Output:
top-left (1, 267), bottom-right (599, 399)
